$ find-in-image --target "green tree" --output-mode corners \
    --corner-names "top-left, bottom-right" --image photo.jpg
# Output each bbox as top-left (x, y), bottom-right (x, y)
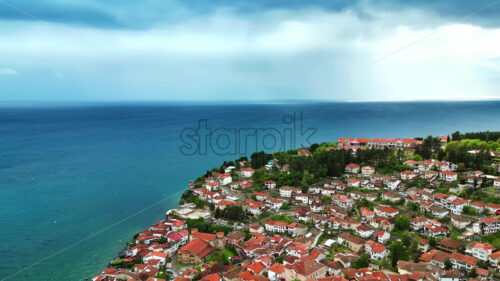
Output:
top-left (353, 254), bottom-right (370, 268)
top-left (444, 259), bottom-right (452, 270)
top-left (429, 236), bottom-right (437, 248)
top-left (395, 216), bottom-right (410, 231)
top-left (320, 195), bottom-right (332, 205)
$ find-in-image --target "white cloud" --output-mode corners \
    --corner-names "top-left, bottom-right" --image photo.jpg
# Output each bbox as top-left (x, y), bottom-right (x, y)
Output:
top-left (0, 8), bottom-right (499, 101)
top-left (0, 68), bottom-right (17, 75)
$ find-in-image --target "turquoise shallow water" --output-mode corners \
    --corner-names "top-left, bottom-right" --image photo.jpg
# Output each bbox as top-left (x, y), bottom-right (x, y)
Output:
top-left (0, 101), bottom-right (499, 280)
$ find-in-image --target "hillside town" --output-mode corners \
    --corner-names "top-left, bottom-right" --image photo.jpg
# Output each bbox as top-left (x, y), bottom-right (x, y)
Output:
top-left (92, 132), bottom-right (500, 281)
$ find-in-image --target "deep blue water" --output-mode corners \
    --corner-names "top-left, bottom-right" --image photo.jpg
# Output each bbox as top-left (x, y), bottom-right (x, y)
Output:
top-left (0, 101), bottom-right (499, 281)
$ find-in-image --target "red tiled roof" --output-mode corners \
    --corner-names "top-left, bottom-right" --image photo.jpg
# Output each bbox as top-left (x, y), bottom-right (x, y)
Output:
top-left (192, 232), bottom-right (216, 241)
top-left (375, 205), bottom-right (398, 213)
top-left (450, 252), bottom-right (477, 266)
top-left (179, 239), bottom-right (214, 259)
top-left (203, 273), bottom-right (221, 281)
top-left (265, 220), bottom-right (288, 227)
top-left (472, 242), bottom-right (495, 251)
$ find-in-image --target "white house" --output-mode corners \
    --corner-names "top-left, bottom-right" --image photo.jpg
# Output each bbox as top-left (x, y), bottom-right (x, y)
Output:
top-left (143, 251), bottom-right (167, 266)
top-left (466, 242), bottom-right (495, 261)
top-left (347, 178), bottom-right (361, 188)
top-left (265, 220), bottom-right (288, 233)
top-left (401, 170), bottom-right (418, 181)
top-left (269, 199), bottom-right (283, 210)
top-left (361, 166), bottom-right (375, 176)
top-left (494, 179), bottom-right (500, 188)
top-left (355, 224), bottom-right (374, 238)
top-left (374, 205), bottom-right (399, 218)
top-left (373, 231), bottom-right (390, 244)
top-left (384, 178), bottom-right (401, 190)
top-left (440, 171), bottom-right (458, 182)
top-left (265, 180), bottom-right (277, 189)
top-left (345, 163), bottom-right (360, 174)
top-left (242, 167), bottom-right (255, 177)
top-left (219, 173), bottom-right (232, 185)
top-left (279, 186), bottom-right (294, 198)
top-left (365, 240), bottom-right (387, 260)
top-left (267, 263), bottom-right (285, 281)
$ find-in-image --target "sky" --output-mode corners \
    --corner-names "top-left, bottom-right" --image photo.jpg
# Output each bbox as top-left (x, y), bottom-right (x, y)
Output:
top-left (1, 0), bottom-right (500, 102)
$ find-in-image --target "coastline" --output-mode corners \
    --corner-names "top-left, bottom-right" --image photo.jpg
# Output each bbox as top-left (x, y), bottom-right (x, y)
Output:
top-left (90, 132), bottom-right (500, 281)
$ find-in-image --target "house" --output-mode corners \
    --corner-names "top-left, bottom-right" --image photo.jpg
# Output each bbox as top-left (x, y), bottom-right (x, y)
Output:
top-left (298, 149), bottom-right (312, 156)
top-left (436, 161), bottom-right (450, 171)
top-left (284, 256), bottom-right (327, 281)
top-left (411, 217), bottom-right (428, 231)
top-left (205, 182), bottom-right (219, 191)
top-left (242, 168), bottom-right (255, 178)
top-left (227, 231), bottom-right (245, 246)
top-left (219, 173), bottom-right (232, 185)
top-left (384, 177), bottom-right (401, 190)
top-left (471, 217), bottom-right (500, 236)
top-left (254, 192), bottom-right (269, 201)
top-left (485, 203), bottom-right (500, 214)
top-left (310, 203), bottom-right (323, 213)
top-left (449, 252), bottom-right (477, 271)
top-left (144, 251), bottom-right (167, 266)
top-left (337, 233), bottom-right (366, 253)
top-left (374, 205), bottom-right (399, 218)
top-left (467, 176), bottom-right (483, 188)
top-left (437, 238), bottom-right (463, 253)
top-left (287, 222), bottom-right (308, 237)
top-left (279, 186), bottom-right (294, 198)
top-left (360, 207), bottom-right (375, 221)
top-left (267, 263), bottom-right (285, 281)
top-left (265, 180), bottom-right (277, 189)
top-left (440, 171), bottom-right (457, 182)
top-left (265, 220), bottom-right (289, 234)
top-left (249, 224), bottom-right (264, 233)
top-left (361, 166), bottom-right (375, 176)
top-left (429, 205), bottom-right (449, 218)
top-left (448, 198), bottom-right (467, 215)
top-left (404, 160), bottom-right (417, 168)
top-left (416, 160), bottom-right (434, 171)
top-left (332, 195), bottom-right (354, 210)
top-left (469, 201), bottom-right (486, 213)
top-left (488, 251), bottom-right (500, 270)
top-left (465, 242), bottom-right (495, 261)
top-left (178, 239), bottom-right (214, 264)
top-left (203, 274), bottom-right (221, 281)
top-left (381, 191), bottom-right (401, 202)
top-left (420, 249), bottom-right (450, 269)
top-left (423, 224), bottom-right (449, 238)
top-left (422, 170), bottom-right (438, 181)
top-left (364, 240), bottom-right (387, 260)
top-left (346, 178), bottom-right (360, 188)
top-left (224, 166), bottom-right (236, 174)
top-left (401, 170), bottom-right (418, 181)
top-left (418, 238), bottom-right (430, 253)
top-left (269, 198), bottom-right (284, 210)
top-left (295, 193), bottom-right (309, 204)
top-left (372, 231), bottom-right (390, 244)
top-left (494, 179), bottom-right (500, 188)
top-left (450, 215), bottom-right (472, 229)
top-left (168, 229), bottom-right (189, 245)
top-left (190, 230), bottom-right (226, 249)
top-left (344, 163), bottom-right (360, 174)
top-left (355, 224), bottom-right (373, 238)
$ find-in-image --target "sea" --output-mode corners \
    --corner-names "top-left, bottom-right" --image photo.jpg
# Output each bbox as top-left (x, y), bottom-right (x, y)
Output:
top-left (0, 101), bottom-right (499, 281)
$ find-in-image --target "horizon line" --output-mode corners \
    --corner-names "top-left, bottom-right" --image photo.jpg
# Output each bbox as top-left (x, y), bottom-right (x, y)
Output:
top-left (1, 97), bottom-right (499, 107)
